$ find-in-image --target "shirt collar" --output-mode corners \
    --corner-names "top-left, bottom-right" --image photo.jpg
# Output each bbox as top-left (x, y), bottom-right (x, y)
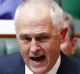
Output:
top-left (25, 55), bottom-right (61, 74)
top-left (48, 55), bottom-right (61, 74)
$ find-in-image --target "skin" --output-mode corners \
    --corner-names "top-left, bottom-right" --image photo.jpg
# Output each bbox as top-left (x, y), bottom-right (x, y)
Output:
top-left (15, 3), bottom-right (66, 74)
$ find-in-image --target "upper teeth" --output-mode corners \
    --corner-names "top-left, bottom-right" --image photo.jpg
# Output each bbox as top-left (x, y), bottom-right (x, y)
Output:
top-left (30, 55), bottom-right (45, 61)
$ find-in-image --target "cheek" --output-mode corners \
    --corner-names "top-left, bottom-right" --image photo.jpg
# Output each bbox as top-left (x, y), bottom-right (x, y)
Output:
top-left (41, 38), bottom-right (60, 58)
top-left (41, 40), bottom-right (60, 69)
top-left (49, 39), bottom-right (60, 52)
top-left (19, 43), bottom-right (30, 58)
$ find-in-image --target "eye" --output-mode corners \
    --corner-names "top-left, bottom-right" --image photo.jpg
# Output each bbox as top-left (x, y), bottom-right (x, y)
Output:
top-left (36, 35), bottom-right (50, 43)
top-left (23, 37), bottom-right (31, 41)
top-left (19, 35), bottom-right (32, 43)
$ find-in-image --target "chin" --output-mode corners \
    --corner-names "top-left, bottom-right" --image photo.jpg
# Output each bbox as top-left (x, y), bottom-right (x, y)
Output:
top-left (30, 65), bottom-right (49, 74)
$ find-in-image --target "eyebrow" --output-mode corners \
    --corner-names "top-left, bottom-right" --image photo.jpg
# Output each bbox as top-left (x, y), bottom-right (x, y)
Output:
top-left (19, 34), bottom-right (30, 40)
top-left (37, 33), bottom-right (51, 37)
top-left (19, 33), bottom-right (51, 38)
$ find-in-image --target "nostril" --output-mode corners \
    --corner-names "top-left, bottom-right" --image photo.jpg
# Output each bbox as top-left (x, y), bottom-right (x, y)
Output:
top-left (30, 45), bottom-right (41, 54)
top-left (30, 38), bottom-right (41, 54)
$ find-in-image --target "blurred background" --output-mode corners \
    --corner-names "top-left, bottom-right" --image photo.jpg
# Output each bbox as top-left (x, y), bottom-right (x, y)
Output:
top-left (0, 0), bottom-right (80, 57)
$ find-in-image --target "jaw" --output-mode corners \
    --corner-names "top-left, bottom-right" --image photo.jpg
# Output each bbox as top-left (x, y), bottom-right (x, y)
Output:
top-left (27, 57), bottom-right (50, 74)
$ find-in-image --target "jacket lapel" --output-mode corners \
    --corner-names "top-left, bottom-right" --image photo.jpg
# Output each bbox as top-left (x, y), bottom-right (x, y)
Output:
top-left (57, 52), bottom-right (76, 74)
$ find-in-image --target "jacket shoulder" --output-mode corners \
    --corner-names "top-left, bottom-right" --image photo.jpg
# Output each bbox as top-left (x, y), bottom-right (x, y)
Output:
top-left (0, 53), bottom-right (22, 73)
top-left (58, 53), bottom-right (80, 74)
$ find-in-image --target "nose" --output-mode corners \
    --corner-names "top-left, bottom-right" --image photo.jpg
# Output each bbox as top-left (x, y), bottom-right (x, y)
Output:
top-left (30, 38), bottom-right (41, 54)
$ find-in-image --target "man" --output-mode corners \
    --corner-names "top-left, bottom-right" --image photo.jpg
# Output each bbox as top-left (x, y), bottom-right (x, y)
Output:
top-left (0, 0), bottom-right (80, 74)
top-left (61, 13), bottom-right (78, 56)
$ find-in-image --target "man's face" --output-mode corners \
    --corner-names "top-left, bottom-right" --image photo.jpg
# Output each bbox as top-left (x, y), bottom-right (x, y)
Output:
top-left (15, 4), bottom-right (61, 74)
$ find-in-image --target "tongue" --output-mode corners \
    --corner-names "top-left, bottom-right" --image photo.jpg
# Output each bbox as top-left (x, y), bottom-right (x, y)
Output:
top-left (30, 55), bottom-right (46, 61)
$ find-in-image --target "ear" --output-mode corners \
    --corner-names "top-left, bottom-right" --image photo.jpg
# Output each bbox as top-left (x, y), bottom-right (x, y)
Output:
top-left (60, 27), bottom-right (68, 39)
top-left (60, 27), bottom-right (68, 43)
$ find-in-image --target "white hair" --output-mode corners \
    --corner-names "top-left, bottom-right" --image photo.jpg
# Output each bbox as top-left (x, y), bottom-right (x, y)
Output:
top-left (49, 1), bottom-right (64, 31)
top-left (14, 0), bottom-right (64, 31)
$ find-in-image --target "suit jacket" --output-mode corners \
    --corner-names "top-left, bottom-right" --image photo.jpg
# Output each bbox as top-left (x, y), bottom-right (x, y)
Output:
top-left (0, 52), bottom-right (80, 74)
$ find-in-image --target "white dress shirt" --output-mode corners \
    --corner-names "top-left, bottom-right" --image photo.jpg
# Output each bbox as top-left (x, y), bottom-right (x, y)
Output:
top-left (25, 55), bottom-right (61, 74)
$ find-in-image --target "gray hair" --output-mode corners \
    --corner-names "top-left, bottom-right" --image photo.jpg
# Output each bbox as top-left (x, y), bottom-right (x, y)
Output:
top-left (14, 0), bottom-right (64, 31)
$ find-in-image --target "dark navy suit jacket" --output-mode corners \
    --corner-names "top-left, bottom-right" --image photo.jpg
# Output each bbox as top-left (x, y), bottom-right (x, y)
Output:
top-left (0, 52), bottom-right (80, 74)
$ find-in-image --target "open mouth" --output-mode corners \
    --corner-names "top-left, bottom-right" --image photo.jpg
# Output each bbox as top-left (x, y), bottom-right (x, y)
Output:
top-left (30, 55), bottom-right (46, 61)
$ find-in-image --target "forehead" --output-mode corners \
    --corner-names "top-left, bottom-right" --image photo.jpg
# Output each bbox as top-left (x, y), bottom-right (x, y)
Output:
top-left (15, 3), bottom-right (57, 34)
top-left (16, 3), bottom-right (52, 25)
top-left (16, 17), bottom-right (56, 35)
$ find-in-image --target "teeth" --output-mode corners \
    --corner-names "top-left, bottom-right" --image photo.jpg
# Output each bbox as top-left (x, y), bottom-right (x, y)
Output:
top-left (30, 55), bottom-right (46, 61)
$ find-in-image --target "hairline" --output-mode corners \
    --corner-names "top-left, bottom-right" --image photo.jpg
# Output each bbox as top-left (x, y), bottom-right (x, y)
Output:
top-left (14, 0), bottom-right (64, 32)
